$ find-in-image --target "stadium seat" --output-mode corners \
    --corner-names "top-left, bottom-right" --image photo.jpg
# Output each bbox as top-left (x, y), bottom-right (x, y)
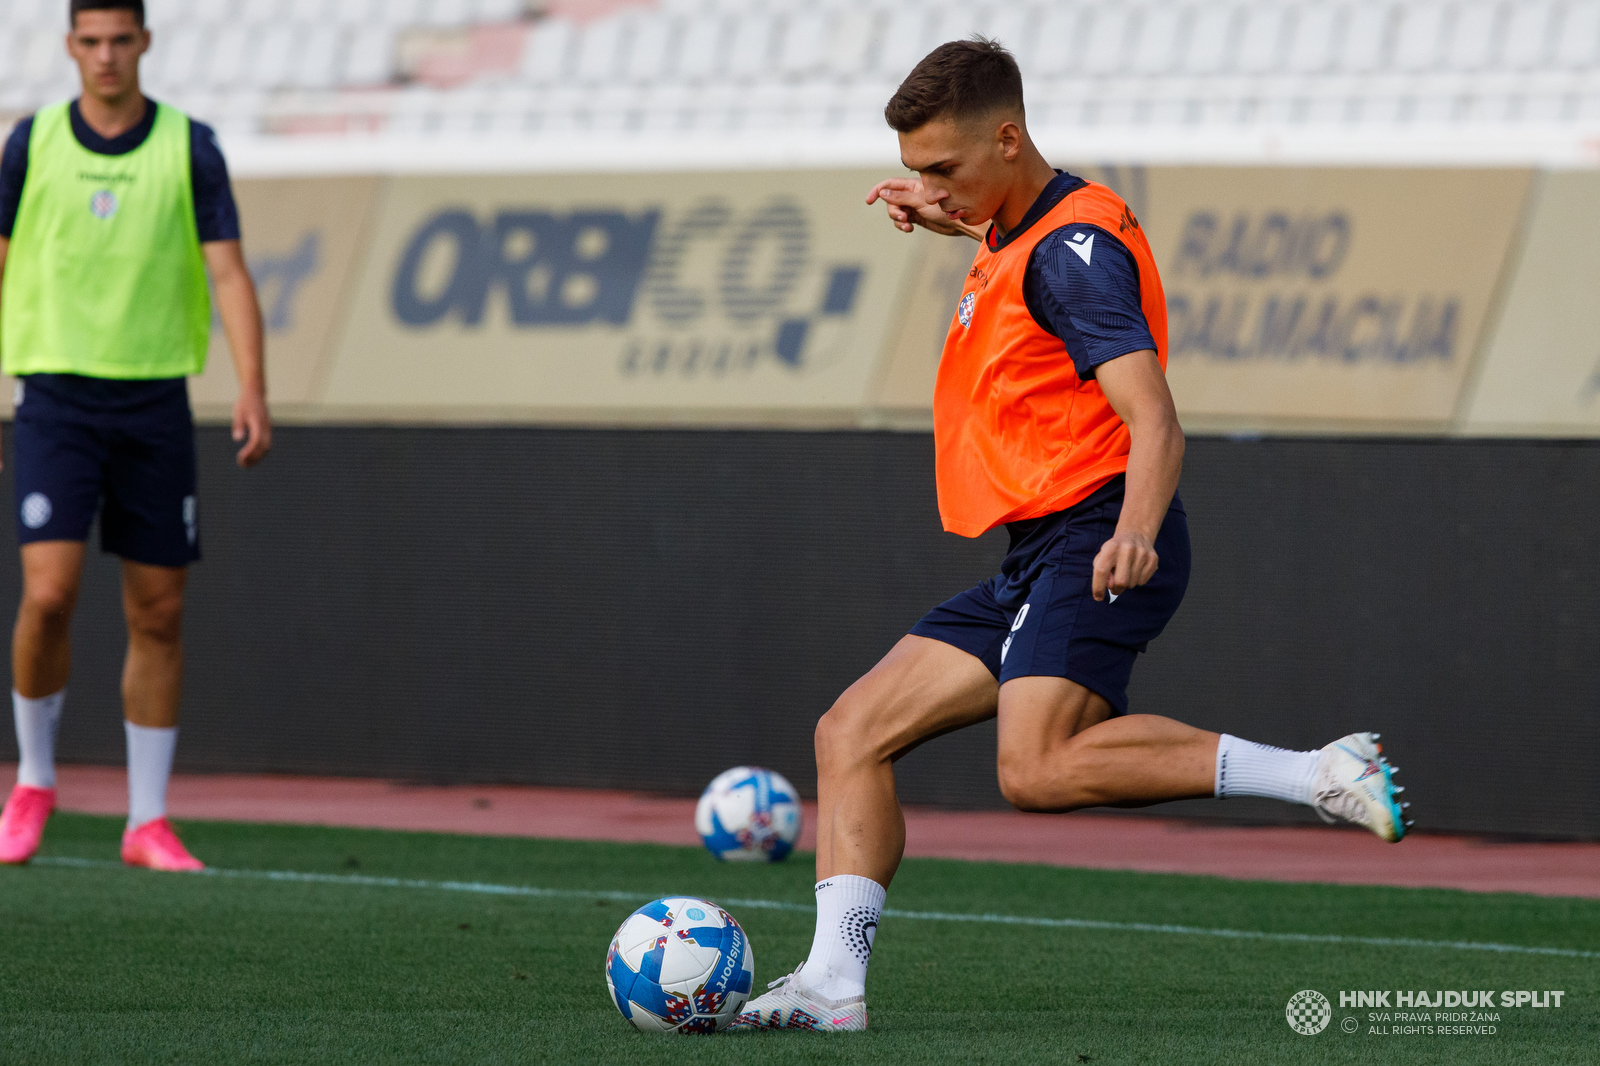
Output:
top-left (622, 11), bottom-right (673, 85)
top-left (4, 1), bottom-right (1600, 156)
top-left (574, 16), bottom-right (628, 86)
top-left (295, 24), bottom-right (345, 91)
top-left (1447, 3), bottom-right (1498, 70)
top-left (1557, 2), bottom-right (1600, 68)
top-left (1286, 6), bottom-right (1338, 74)
top-left (344, 25), bottom-right (398, 87)
top-left (1393, 2), bottom-right (1448, 71)
top-left (675, 12), bottom-right (726, 84)
top-left (1237, 5), bottom-right (1290, 74)
top-left (1181, 7), bottom-right (1237, 76)
top-left (248, 24), bottom-right (295, 92)
top-left (1502, 3), bottom-right (1556, 68)
top-left (210, 25), bottom-right (255, 91)
top-left (520, 17), bottom-right (576, 86)
top-left (1082, 6), bottom-right (1135, 76)
top-left (778, 10), bottom-right (825, 79)
top-left (875, 6), bottom-right (937, 83)
top-left (738, 10), bottom-right (785, 82)
top-left (478, 0), bottom-right (526, 21)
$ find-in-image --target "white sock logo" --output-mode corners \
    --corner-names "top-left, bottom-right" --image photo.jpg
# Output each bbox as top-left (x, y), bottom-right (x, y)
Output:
top-left (843, 907), bottom-right (878, 962)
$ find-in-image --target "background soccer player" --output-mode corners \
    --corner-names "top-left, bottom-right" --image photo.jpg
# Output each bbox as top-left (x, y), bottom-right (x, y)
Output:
top-left (734, 39), bottom-right (1410, 1033)
top-left (0, 0), bottom-right (271, 870)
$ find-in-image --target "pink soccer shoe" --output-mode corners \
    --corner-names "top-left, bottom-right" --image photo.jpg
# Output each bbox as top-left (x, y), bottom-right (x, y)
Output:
top-left (121, 816), bottom-right (205, 872)
top-left (0, 784), bottom-right (56, 864)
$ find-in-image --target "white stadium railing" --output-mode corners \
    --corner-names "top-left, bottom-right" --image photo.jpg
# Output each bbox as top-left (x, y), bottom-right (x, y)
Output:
top-left (2, 0), bottom-right (1599, 171)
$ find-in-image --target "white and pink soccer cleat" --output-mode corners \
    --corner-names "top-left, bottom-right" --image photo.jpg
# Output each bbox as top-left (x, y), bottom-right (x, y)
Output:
top-left (0, 784), bottom-right (56, 864)
top-left (1311, 732), bottom-right (1411, 843)
top-left (729, 969), bottom-right (868, 1032)
top-left (121, 816), bottom-right (205, 872)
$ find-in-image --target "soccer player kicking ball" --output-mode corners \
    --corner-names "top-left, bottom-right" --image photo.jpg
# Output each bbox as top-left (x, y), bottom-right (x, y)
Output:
top-left (733, 39), bottom-right (1409, 1033)
top-left (0, 0), bottom-right (271, 870)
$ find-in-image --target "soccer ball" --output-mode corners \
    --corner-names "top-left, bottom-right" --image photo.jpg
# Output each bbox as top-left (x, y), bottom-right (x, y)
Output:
top-left (695, 766), bottom-right (802, 862)
top-left (604, 896), bottom-right (755, 1033)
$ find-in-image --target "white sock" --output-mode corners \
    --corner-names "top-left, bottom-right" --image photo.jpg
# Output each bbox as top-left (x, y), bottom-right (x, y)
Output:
top-left (1214, 734), bottom-right (1320, 805)
top-left (125, 722), bottom-right (178, 829)
top-left (797, 874), bottom-right (885, 1002)
top-left (13, 689), bottom-right (65, 789)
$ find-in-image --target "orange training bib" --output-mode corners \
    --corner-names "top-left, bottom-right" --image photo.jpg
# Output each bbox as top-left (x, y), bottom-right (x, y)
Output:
top-left (933, 181), bottom-right (1168, 538)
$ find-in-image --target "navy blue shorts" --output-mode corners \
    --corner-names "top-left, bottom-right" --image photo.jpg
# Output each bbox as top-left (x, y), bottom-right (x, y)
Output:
top-left (910, 477), bottom-right (1189, 714)
top-left (12, 376), bottom-right (200, 568)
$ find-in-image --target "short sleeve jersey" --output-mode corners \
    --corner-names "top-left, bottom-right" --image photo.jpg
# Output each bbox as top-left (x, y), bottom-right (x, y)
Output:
top-left (1018, 171), bottom-right (1156, 378)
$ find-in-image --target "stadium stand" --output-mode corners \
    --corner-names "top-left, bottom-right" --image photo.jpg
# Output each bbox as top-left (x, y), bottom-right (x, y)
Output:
top-left (3, 1), bottom-right (1600, 163)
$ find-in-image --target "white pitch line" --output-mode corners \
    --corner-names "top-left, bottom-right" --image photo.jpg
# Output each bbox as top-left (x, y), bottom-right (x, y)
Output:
top-left (31, 856), bottom-right (1600, 961)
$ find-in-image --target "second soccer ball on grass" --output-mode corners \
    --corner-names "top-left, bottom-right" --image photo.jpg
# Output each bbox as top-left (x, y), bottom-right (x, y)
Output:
top-left (695, 766), bottom-right (802, 862)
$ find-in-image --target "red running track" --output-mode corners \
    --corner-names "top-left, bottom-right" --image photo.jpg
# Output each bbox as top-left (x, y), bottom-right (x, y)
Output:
top-left (11, 764), bottom-right (1599, 899)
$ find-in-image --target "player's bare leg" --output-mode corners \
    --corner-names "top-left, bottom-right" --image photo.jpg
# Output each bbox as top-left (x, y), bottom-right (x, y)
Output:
top-left (121, 561), bottom-right (185, 730)
top-left (995, 676), bottom-right (1408, 838)
top-left (996, 677), bottom-right (1217, 812)
top-left (734, 636), bottom-right (997, 1031)
top-left (814, 635), bottom-right (998, 886)
top-left (13, 542), bottom-right (85, 699)
top-left (117, 561), bottom-right (202, 871)
top-left (1, 543), bottom-right (85, 863)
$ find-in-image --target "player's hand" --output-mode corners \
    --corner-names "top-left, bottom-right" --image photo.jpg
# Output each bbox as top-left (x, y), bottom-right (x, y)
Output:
top-left (232, 389), bottom-right (272, 469)
top-left (1092, 530), bottom-right (1159, 601)
top-left (865, 178), bottom-right (981, 239)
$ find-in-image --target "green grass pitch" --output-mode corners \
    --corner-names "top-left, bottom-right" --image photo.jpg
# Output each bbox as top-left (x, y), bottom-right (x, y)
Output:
top-left (1, 813), bottom-right (1595, 1064)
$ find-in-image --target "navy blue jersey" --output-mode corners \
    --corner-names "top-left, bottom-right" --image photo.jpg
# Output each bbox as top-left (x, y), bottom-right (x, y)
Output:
top-left (0, 97), bottom-right (239, 241)
top-left (988, 170), bottom-right (1156, 382)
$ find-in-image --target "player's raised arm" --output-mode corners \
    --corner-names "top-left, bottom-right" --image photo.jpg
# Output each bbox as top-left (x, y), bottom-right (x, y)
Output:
top-left (865, 177), bottom-right (985, 240)
top-left (1091, 351), bottom-right (1185, 602)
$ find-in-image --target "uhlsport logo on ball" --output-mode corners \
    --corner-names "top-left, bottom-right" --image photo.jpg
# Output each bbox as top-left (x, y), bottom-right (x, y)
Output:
top-left (695, 766), bottom-right (802, 862)
top-left (1286, 989), bottom-right (1332, 1035)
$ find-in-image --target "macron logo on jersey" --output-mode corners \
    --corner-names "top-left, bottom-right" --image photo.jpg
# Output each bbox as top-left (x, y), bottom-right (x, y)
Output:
top-left (1065, 231), bottom-right (1094, 265)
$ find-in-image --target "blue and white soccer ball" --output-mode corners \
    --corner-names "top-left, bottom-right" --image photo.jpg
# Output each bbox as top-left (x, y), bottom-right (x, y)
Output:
top-left (604, 896), bottom-right (755, 1033)
top-left (695, 766), bottom-right (802, 863)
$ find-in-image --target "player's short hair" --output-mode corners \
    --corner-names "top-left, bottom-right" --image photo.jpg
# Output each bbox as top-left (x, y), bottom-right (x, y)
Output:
top-left (884, 37), bottom-right (1025, 134)
top-left (70, 0), bottom-right (145, 28)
